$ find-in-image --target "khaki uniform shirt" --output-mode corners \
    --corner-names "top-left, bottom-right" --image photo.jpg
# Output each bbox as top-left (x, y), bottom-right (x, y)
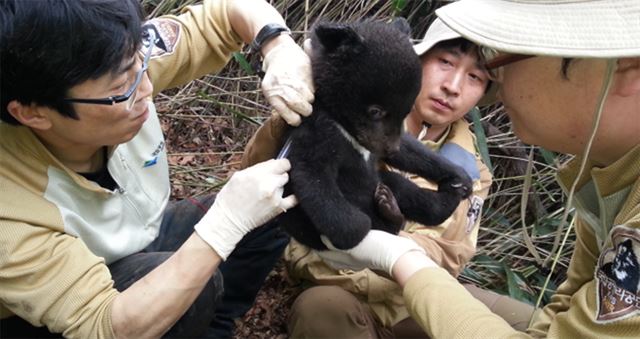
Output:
top-left (0, 0), bottom-right (242, 337)
top-left (242, 116), bottom-right (492, 326)
top-left (403, 144), bottom-right (640, 338)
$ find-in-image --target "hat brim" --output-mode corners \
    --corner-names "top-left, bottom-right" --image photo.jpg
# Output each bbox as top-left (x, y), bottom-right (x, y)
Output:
top-left (436, 0), bottom-right (640, 58)
top-left (413, 18), bottom-right (462, 57)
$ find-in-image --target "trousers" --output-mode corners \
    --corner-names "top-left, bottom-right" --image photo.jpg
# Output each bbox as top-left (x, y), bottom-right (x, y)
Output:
top-left (288, 283), bottom-right (536, 338)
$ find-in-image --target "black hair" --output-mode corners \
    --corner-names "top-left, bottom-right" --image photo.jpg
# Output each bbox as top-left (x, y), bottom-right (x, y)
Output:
top-left (428, 37), bottom-right (493, 93)
top-left (0, 0), bottom-right (145, 125)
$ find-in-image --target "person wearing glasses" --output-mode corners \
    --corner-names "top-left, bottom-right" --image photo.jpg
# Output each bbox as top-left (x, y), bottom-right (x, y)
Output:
top-left (241, 18), bottom-right (494, 338)
top-left (322, 0), bottom-right (640, 338)
top-left (0, 0), bottom-right (313, 338)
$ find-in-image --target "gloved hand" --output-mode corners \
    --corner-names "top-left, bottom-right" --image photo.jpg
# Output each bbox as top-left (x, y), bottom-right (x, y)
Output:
top-left (302, 38), bottom-right (313, 56)
top-left (194, 159), bottom-right (297, 260)
top-left (317, 230), bottom-right (426, 275)
top-left (261, 39), bottom-right (314, 126)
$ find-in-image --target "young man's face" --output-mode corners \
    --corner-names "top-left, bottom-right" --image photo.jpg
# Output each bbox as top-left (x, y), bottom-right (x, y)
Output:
top-left (48, 55), bottom-right (154, 148)
top-left (411, 46), bottom-right (490, 129)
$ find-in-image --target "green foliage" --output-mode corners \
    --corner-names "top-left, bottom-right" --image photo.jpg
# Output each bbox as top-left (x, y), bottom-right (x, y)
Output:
top-left (392, 0), bottom-right (407, 15)
top-left (470, 107), bottom-right (493, 173)
top-left (232, 52), bottom-right (256, 76)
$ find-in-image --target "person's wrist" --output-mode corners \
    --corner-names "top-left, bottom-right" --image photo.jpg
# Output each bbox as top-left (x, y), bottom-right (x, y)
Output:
top-left (391, 251), bottom-right (438, 287)
top-left (250, 23), bottom-right (291, 57)
top-left (193, 207), bottom-right (244, 260)
top-left (260, 33), bottom-right (296, 58)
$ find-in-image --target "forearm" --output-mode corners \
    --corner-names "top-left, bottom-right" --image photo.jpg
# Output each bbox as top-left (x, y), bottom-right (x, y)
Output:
top-left (227, 0), bottom-right (295, 56)
top-left (392, 250), bottom-right (437, 287)
top-left (110, 233), bottom-right (221, 339)
top-left (401, 266), bottom-right (529, 338)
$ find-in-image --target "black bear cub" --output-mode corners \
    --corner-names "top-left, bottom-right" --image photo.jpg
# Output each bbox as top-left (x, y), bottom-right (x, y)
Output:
top-left (276, 19), bottom-right (472, 250)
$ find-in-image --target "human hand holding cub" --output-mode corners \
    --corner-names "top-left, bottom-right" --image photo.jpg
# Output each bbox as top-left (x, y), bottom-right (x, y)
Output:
top-left (261, 39), bottom-right (315, 126)
top-left (194, 159), bottom-right (297, 260)
top-left (317, 230), bottom-right (427, 275)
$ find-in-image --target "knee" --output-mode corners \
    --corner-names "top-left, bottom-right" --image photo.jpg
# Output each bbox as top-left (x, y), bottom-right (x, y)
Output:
top-left (291, 286), bottom-right (351, 316)
top-left (288, 286), bottom-right (371, 338)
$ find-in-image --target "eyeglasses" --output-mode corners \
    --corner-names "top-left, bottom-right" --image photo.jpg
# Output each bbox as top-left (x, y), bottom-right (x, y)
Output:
top-left (63, 28), bottom-right (156, 111)
top-left (485, 53), bottom-right (535, 70)
top-left (484, 53), bottom-right (535, 82)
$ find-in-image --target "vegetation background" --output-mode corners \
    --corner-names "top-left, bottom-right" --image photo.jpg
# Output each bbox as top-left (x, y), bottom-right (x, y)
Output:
top-left (141, 0), bottom-right (577, 337)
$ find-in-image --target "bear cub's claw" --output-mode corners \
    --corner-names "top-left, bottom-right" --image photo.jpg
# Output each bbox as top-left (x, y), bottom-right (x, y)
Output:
top-left (440, 167), bottom-right (473, 199)
top-left (374, 182), bottom-right (405, 231)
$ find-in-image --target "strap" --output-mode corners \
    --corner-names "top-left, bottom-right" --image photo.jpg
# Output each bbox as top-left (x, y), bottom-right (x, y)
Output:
top-left (249, 23), bottom-right (291, 54)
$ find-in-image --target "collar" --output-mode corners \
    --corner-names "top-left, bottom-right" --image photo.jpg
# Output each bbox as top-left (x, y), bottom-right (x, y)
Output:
top-left (417, 119), bottom-right (476, 155)
top-left (558, 144), bottom-right (640, 198)
top-left (557, 144), bottom-right (640, 247)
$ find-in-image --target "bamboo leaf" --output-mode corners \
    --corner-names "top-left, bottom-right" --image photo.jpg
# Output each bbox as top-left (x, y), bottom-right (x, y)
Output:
top-left (540, 148), bottom-right (557, 166)
top-left (392, 0), bottom-right (407, 14)
top-left (469, 107), bottom-right (493, 173)
top-left (233, 52), bottom-right (255, 75)
top-left (503, 263), bottom-right (534, 304)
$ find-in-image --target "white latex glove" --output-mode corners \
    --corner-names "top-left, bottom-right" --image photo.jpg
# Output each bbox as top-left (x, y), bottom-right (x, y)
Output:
top-left (302, 38), bottom-right (313, 56)
top-left (194, 159), bottom-right (297, 260)
top-left (261, 39), bottom-right (314, 126)
top-left (317, 230), bottom-right (426, 275)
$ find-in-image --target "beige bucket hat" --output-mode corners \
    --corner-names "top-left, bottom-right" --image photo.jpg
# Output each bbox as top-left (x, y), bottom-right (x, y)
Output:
top-left (436, 0), bottom-right (640, 58)
top-left (413, 18), bottom-right (498, 106)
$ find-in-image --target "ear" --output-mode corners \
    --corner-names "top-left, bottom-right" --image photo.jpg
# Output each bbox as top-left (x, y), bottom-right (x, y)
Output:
top-left (313, 23), bottom-right (364, 55)
top-left (613, 57), bottom-right (640, 97)
top-left (7, 100), bottom-right (53, 130)
top-left (390, 17), bottom-right (411, 37)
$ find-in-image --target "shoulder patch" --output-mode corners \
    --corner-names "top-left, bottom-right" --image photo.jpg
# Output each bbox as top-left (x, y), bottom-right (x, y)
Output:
top-left (438, 142), bottom-right (480, 180)
top-left (143, 18), bottom-right (181, 58)
top-left (595, 225), bottom-right (640, 323)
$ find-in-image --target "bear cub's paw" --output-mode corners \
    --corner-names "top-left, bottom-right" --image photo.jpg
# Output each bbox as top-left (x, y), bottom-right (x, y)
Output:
top-left (374, 182), bottom-right (405, 232)
top-left (438, 165), bottom-right (473, 199)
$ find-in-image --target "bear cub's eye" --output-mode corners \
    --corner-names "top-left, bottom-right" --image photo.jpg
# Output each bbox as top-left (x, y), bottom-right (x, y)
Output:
top-left (367, 105), bottom-right (387, 120)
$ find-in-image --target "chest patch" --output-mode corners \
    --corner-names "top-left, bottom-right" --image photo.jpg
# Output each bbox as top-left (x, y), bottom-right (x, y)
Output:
top-left (143, 18), bottom-right (181, 58)
top-left (466, 195), bottom-right (483, 233)
top-left (595, 225), bottom-right (640, 323)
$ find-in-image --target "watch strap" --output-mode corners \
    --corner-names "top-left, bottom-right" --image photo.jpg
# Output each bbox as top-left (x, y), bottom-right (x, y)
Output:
top-left (249, 23), bottom-right (291, 54)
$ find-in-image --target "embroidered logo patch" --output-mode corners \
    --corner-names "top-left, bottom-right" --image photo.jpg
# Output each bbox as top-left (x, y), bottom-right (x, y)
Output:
top-left (466, 195), bottom-right (483, 234)
top-left (143, 18), bottom-right (181, 58)
top-left (595, 225), bottom-right (640, 323)
top-left (143, 141), bottom-right (165, 168)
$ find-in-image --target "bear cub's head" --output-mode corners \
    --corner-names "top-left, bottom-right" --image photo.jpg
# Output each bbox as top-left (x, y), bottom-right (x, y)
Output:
top-left (310, 18), bottom-right (421, 157)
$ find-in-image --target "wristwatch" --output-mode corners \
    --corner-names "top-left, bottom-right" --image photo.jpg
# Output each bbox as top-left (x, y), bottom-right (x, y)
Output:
top-left (250, 23), bottom-right (291, 55)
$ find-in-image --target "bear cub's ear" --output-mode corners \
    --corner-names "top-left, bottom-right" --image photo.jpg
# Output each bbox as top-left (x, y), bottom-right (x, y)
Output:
top-left (312, 22), bottom-right (365, 56)
top-left (390, 17), bottom-right (411, 37)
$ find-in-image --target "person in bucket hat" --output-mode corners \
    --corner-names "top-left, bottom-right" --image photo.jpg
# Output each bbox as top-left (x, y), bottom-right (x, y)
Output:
top-left (321, 0), bottom-right (640, 338)
top-left (240, 18), bottom-right (494, 337)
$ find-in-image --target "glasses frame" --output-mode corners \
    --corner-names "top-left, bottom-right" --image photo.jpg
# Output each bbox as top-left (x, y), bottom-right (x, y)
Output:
top-left (62, 28), bottom-right (155, 110)
top-left (485, 53), bottom-right (534, 70)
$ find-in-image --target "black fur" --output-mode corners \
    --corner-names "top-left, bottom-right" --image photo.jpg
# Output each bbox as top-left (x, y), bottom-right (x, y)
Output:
top-left (277, 19), bottom-right (472, 250)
